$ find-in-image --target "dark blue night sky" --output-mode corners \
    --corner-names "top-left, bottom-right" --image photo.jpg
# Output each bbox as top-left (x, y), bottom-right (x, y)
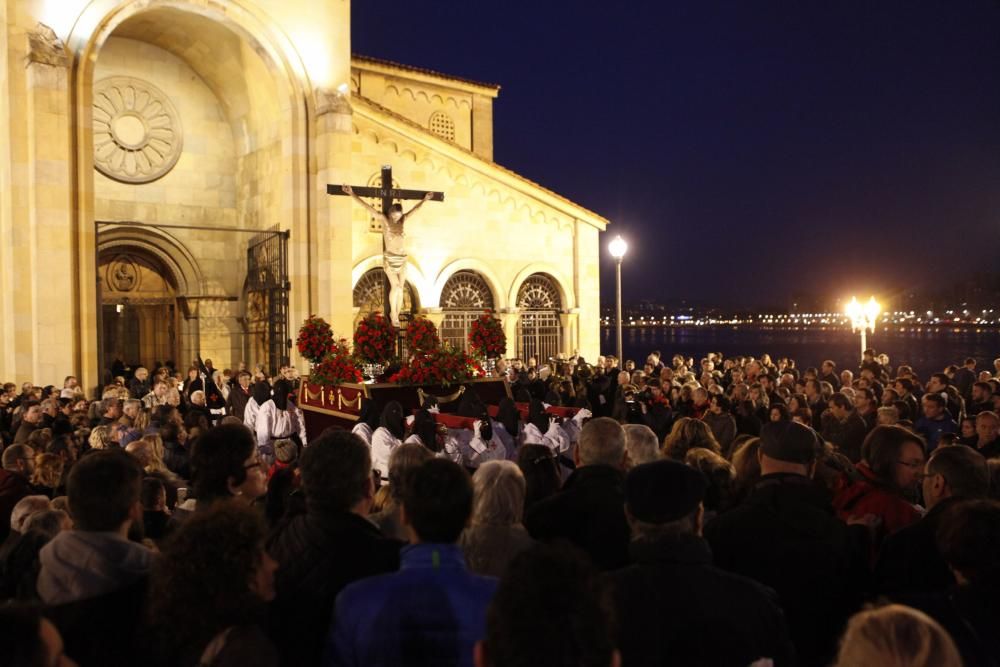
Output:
top-left (353, 1), bottom-right (1000, 309)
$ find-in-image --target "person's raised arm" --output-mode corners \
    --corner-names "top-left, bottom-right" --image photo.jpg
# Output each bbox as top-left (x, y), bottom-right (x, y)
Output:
top-left (403, 191), bottom-right (435, 219)
top-left (341, 184), bottom-right (382, 218)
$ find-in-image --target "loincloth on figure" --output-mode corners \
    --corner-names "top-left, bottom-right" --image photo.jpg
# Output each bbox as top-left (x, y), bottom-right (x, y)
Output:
top-left (383, 251), bottom-right (406, 273)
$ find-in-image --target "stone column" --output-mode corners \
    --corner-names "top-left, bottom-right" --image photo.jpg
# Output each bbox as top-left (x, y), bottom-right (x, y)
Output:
top-left (420, 308), bottom-right (446, 331)
top-left (0, 6), bottom-right (18, 380)
top-left (23, 24), bottom-right (76, 384)
top-left (312, 88), bottom-right (355, 357)
top-left (500, 308), bottom-right (519, 359)
top-left (560, 309), bottom-right (580, 358)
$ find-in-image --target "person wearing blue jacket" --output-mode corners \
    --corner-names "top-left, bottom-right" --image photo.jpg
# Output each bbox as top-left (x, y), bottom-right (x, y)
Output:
top-left (325, 458), bottom-right (497, 667)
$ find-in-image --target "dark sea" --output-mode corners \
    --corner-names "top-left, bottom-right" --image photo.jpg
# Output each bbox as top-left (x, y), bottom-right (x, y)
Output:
top-left (600, 326), bottom-right (1000, 379)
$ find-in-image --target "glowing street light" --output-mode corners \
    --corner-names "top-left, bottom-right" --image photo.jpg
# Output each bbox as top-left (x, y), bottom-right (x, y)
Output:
top-left (846, 296), bottom-right (880, 362)
top-left (608, 235), bottom-right (628, 362)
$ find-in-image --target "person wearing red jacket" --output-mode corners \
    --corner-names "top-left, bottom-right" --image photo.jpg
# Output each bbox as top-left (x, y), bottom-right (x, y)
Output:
top-left (833, 425), bottom-right (925, 554)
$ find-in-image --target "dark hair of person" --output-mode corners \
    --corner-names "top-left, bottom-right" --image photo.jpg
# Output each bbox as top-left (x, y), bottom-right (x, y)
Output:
top-left (923, 393), bottom-right (946, 408)
top-left (927, 446), bottom-right (990, 499)
top-left (154, 404), bottom-right (177, 427)
top-left (769, 402), bottom-right (791, 422)
top-left (514, 387), bottom-right (532, 403)
top-left (190, 424), bottom-right (255, 506)
top-left (684, 447), bottom-right (735, 512)
top-left (380, 401), bottom-right (406, 440)
top-left (300, 429), bottom-right (371, 514)
top-left (401, 458), bottom-right (472, 543)
top-left (387, 442), bottom-right (435, 503)
top-left (516, 444), bottom-right (561, 515)
top-left (937, 499), bottom-right (1000, 591)
top-left (147, 501), bottom-right (269, 663)
top-left (411, 409), bottom-right (440, 453)
top-left (0, 605), bottom-right (49, 667)
top-left (67, 449), bottom-right (143, 531)
top-left (862, 425), bottom-right (927, 488)
top-left (895, 378), bottom-right (914, 393)
top-left (481, 544), bottom-right (616, 667)
top-left (711, 394), bottom-right (731, 412)
top-left (159, 421), bottom-right (180, 443)
top-left (892, 400), bottom-right (912, 422)
top-left (496, 398), bottom-right (521, 440)
top-left (829, 393), bottom-right (853, 411)
top-left (142, 476), bottom-right (166, 510)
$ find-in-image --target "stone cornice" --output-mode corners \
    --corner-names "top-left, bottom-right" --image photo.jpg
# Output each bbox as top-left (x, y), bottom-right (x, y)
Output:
top-left (25, 23), bottom-right (69, 68)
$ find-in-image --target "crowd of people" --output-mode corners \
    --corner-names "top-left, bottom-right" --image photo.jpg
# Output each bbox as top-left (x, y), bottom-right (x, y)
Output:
top-left (0, 347), bottom-right (998, 666)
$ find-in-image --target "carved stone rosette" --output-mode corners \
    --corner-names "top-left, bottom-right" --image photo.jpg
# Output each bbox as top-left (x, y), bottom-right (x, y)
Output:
top-left (93, 76), bottom-right (183, 183)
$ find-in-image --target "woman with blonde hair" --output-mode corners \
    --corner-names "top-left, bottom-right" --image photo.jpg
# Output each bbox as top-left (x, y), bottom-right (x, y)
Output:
top-left (88, 424), bottom-right (114, 450)
top-left (662, 417), bottom-right (722, 460)
top-left (29, 453), bottom-right (64, 498)
top-left (460, 459), bottom-right (534, 577)
top-left (834, 604), bottom-right (961, 667)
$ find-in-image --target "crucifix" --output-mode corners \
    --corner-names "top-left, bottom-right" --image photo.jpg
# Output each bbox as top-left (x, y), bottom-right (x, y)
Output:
top-left (328, 165), bottom-right (444, 327)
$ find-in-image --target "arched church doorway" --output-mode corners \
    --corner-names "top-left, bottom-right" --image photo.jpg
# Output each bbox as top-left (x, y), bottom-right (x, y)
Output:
top-left (353, 268), bottom-right (418, 324)
top-left (98, 249), bottom-right (179, 376)
top-left (83, 3), bottom-right (301, 379)
top-left (440, 271), bottom-right (495, 353)
top-left (516, 274), bottom-right (562, 362)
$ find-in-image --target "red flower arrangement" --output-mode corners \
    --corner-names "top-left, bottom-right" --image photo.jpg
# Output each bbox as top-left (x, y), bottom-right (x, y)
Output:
top-left (405, 317), bottom-right (440, 355)
top-left (468, 312), bottom-right (506, 358)
top-left (310, 339), bottom-right (363, 386)
top-left (389, 345), bottom-right (486, 387)
top-left (353, 312), bottom-right (398, 364)
top-left (296, 315), bottom-right (334, 364)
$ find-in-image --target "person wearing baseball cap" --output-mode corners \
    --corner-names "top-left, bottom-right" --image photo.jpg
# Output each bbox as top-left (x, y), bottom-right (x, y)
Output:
top-left (704, 421), bottom-right (859, 666)
top-left (607, 459), bottom-right (792, 666)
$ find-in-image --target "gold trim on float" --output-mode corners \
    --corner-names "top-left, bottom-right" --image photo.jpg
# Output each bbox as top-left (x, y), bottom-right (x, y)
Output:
top-left (417, 385), bottom-right (466, 406)
top-left (299, 403), bottom-right (360, 421)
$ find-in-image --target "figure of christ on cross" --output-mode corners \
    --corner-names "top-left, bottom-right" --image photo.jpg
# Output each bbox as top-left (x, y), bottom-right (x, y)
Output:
top-left (329, 165), bottom-right (444, 327)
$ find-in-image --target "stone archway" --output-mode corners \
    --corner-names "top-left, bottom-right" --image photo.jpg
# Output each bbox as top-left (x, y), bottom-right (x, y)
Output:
top-left (97, 248), bottom-right (180, 377)
top-left (440, 270), bottom-right (495, 353)
top-left (70, 0), bottom-right (312, 384)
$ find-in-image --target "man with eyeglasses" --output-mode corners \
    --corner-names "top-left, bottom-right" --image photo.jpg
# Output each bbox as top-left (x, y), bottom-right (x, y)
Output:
top-left (875, 445), bottom-right (990, 596)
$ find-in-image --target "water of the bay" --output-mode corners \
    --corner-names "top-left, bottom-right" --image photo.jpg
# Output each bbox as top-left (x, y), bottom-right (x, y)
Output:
top-left (600, 326), bottom-right (1000, 378)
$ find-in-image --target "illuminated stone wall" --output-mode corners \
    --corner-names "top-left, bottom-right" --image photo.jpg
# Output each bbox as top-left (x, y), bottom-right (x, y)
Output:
top-left (0, 0), bottom-right (604, 389)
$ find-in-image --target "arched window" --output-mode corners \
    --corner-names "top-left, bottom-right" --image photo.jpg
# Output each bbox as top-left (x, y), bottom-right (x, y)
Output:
top-left (353, 268), bottom-right (418, 318)
top-left (517, 274), bottom-right (562, 363)
top-left (440, 271), bottom-right (494, 353)
top-left (428, 111), bottom-right (456, 142)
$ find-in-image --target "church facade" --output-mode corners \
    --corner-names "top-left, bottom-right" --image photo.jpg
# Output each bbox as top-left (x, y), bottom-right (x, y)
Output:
top-left (0, 0), bottom-right (607, 388)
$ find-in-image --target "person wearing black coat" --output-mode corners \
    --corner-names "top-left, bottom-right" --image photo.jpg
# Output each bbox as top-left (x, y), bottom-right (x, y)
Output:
top-left (266, 430), bottom-right (401, 667)
top-left (525, 417), bottom-right (630, 571)
top-left (704, 422), bottom-right (862, 667)
top-left (608, 459), bottom-right (793, 666)
top-left (875, 445), bottom-right (990, 596)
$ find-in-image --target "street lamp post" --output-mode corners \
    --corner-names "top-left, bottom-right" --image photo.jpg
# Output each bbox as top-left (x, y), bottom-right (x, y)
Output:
top-left (846, 296), bottom-right (880, 363)
top-left (608, 235), bottom-right (628, 363)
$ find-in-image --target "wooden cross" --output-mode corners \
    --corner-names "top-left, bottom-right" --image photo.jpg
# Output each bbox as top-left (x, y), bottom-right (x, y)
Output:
top-left (327, 165), bottom-right (445, 320)
top-left (327, 165), bottom-right (444, 217)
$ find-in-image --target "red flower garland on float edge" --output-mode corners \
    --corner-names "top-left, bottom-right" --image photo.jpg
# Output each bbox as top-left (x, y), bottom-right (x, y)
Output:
top-left (296, 315), bottom-right (335, 364)
top-left (468, 312), bottom-right (506, 358)
top-left (404, 317), bottom-right (441, 355)
top-left (310, 339), bottom-right (364, 386)
top-left (353, 312), bottom-right (398, 364)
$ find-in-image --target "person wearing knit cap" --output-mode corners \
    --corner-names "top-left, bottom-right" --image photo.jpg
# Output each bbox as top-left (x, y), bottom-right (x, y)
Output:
top-left (705, 421), bottom-right (860, 666)
top-left (607, 459), bottom-right (792, 666)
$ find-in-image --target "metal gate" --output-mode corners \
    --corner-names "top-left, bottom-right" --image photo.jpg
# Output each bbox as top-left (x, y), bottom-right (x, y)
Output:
top-left (246, 230), bottom-right (290, 376)
top-left (517, 311), bottom-right (561, 362)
